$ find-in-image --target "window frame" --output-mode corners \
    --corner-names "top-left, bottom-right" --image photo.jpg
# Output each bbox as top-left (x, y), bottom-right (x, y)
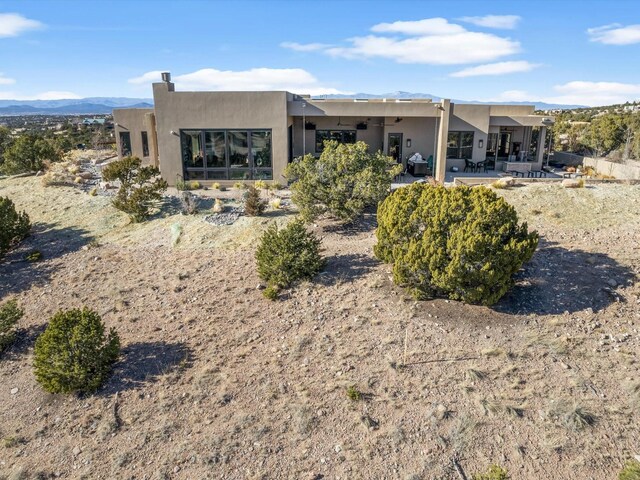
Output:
top-left (180, 128), bottom-right (273, 181)
top-left (315, 129), bottom-right (357, 153)
top-left (446, 130), bottom-right (475, 159)
top-left (141, 131), bottom-right (149, 157)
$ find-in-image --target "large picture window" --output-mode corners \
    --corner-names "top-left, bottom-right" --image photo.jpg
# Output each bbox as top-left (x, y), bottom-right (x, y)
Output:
top-left (446, 131), bottom-right (474, 159)
top-left (315, 130), bottom-right (356, 153)
top-left (181, 129), bottom-right (272, 180)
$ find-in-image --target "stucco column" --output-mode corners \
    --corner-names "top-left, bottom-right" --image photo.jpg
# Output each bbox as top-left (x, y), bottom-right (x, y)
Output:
top-left (536, 126), bottom-right (546, 165)
top-left (144, 112), bottom-right (159, 167)
top-left (434, 100), bottom-right (450, 183)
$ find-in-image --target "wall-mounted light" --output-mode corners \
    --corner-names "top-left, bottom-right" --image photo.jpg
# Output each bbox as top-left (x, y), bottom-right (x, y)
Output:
top-left (406, 138), bottom-right (412, 148)
top-left (478, 139), bottom-right (484, 149)
top-left (170, 130), bottom-right (179, 136)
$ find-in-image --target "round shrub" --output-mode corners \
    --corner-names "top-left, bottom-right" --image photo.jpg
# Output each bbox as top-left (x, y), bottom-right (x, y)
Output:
top-left (34, 307), bottom-right (120, 394)
top-left (256, 219), bottom-right (325, 294)
top-left (374, 184), bottom-right (538, 306)
top-left (0, 196), bottom-right (30, 260)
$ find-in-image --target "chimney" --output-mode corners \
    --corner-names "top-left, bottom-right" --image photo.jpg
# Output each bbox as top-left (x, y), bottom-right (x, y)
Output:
top-left (161, 72), bottom-right (171, 83)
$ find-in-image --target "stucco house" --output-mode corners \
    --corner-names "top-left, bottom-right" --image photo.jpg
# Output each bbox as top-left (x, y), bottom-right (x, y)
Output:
top-left (114, 72), bottom-right (553, 185)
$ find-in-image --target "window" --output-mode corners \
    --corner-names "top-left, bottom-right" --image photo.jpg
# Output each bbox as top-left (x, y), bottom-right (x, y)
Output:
top-left (446, 131), bottom-right (474, 159)
top-left (119, 132), bottom-right (131, 157)
top-left (141, 131), bottom-right (149, 157)
top-left (180, 129), bottom-right (272, 181)
top-left (315, 130), bottom-right (356, 152)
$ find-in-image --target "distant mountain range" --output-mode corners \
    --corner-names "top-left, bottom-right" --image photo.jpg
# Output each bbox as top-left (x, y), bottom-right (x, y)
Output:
top-left (0, 93), bottom-right (584, 115)
top-left (0, 97), bottom-right (153, 115)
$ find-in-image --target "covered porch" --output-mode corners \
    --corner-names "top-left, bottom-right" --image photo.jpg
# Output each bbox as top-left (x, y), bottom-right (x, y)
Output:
top-left (287, 96), bottom-right (447, 178)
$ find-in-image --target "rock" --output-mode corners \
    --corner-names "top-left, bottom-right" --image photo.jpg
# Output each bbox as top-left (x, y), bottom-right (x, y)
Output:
top-left (496, 176), bottom-right (516, 187)
top-left (606, 278), bottom-right (618, 288)
top-left (10, 387), bottom-right (18, 395)
top-left (562, 179), bottom-right (582, 188)
top-left (334, 445), bottom-right (342, 453)
top-left (72, 446), bottom-right (81, 456)
top-left (77, 171), bottom-right (93, 179)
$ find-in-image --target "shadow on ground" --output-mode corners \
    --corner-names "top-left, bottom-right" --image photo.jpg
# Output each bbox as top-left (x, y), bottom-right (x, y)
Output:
top-left (322, 211), bottom-right (378, 236)
top-left (494, 239), bottom-right (636, 315)
top-left (102, 341), bottom-right (191, 394)
top-left (0, 222), bottom-right (93, 296)
top-left (317, 253), bottom-right (379, 285)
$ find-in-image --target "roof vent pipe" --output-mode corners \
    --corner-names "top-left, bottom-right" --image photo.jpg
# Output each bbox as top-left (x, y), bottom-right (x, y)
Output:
top-left (161, 72), bottom-right (171, 83)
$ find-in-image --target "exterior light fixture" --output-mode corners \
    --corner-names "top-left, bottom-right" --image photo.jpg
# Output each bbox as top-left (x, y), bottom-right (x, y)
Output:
top-left (170, 130), bottom-right (179, 136)
top-left (478, 139), bottom-right (484, 149)
top-left (406, 138), bottom-right (412, 148)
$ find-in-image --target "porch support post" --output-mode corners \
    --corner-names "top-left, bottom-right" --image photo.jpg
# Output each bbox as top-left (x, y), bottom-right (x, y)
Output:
top-left (434, 99), bottom-right (450, 183)
top-left (536, 126), bottom-right (546, 165)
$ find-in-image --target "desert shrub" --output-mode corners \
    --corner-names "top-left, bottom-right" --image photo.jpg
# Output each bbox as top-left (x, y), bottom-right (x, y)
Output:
top-left (0, 299), bottom-right (23, 354)
top-left (472, 465), bottom-right (509, 480)
top-left (212, 182), bottom-right (221, 190)
top-left (234, 182), bottom-right (247, 190)
top-left (1, 134), bottom-right (62, 174)
top-left (268, 181), bottom-right (283, 191)
top-left (619, 459), bottom-right (640, 480)
top-left (179, 191), bottom-right (199, 215)
top-left (346, 385), bottom-right (362, 401)
top-left (33, 307), bottom-right (120, 394)
top-left (262, 285), bottom-right (279, 301)
top-left (244, 185), bottom-right (267, 216)
top-left (25, 250), bottom-right (42, 262)
top-left (374, 184), bottom-right (538, 306)
top-left (256, 219), bottom-right (325, 292)
top-left (254, 179), bottom-right (268, 189)
top-left (285, 140), bottom-right (401, 222)
top-left (190, 181), bottom-right (201, 190)
top-left (102, 156), bottom-right (167, 222)
top-left (270, 197), bottom-right (282, 210)
top-left (0, 196), bottom-right (31, 260)
top-left (212, 198), bottom-right (224, 213)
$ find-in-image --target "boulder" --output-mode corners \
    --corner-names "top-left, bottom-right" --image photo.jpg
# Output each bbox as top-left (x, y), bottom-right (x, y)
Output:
top-left (562, 179), bottom-right (582, 188)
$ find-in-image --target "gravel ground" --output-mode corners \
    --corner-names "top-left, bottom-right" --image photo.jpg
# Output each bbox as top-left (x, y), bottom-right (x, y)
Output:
top-left (0, 177), bottom-right (638, 480)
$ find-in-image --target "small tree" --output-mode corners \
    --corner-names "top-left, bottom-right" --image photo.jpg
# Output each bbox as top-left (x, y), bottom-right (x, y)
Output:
top-left (0, 299), bottom-right (23, 355)
top-left (0, 196), bottom-right (30, 260)
top-left (102, 156), bottom-right (168, 222)
top-left (1, 134), bottom-right (62, 174)
top-left (244, 185), bottom-right (267, 216)
top-left (256, 219), bottom-right (325, 298)
top-left (33, 307), bottom-right (120, 394)
top-left (285, 140), bottom-right (401, 223)
top-left (375, 184), bottom-right (538, 306)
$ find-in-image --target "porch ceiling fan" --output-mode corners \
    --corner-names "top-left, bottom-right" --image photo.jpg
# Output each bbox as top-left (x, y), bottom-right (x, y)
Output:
top-left (373, 117), bottom-right (404, 127)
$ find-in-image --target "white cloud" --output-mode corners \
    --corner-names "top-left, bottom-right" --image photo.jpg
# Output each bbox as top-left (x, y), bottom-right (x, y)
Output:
top-left (280, 41), bottom-right (333, 52)
top-left (0, 73), bottom-right (15, 85)
top-left (488, 81), bottom-right (640, 107)
top-left (129, 67), bottom-right (350, 95)
top-left (450, 60), bottom-right (541, 77)
top-left (281, 17), bottom-right (520, 65)
top-left (0, 13), bottom-right (43, 38)
top-left (35, 91), bottom-right (82, 100)
top-left (128, 70), bottom-right (168, 85)
top-left (587, 24), bottom-right (640, 45)
top-left (545, 81), bottom-right (640, 106)
top-left (371, 18), bottom-right (466, 36)
top-left (458, 15), bottom-right (521, 29)
top-left (0, 90), bottom-right (81, 100)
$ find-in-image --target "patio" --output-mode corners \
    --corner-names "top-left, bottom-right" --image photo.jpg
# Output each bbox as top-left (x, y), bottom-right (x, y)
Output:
top-left (391, 169), bottom-right (563, 189)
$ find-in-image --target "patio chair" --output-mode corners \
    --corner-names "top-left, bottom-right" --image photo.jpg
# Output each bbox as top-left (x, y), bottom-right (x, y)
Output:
top-left (464, 158), bottom-right (475, 172)
top-left (425, 154), bottom-right (434, 175)
top-left (483, 158), bottom-right (496, 172)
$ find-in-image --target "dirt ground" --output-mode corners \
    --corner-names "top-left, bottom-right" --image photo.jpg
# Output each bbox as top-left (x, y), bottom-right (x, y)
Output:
top-left (0, 175), bottom-right (639, 480)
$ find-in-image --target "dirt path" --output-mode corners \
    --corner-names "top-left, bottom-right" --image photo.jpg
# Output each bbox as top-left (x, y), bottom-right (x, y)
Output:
top-left (0, 178), bottom-right (638, 479)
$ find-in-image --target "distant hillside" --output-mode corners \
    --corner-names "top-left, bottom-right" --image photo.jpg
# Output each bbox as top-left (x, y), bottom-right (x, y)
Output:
top-left (317, 91), bottom-right (586, 110)
top-left (0, 98), bottom-right (153, 115)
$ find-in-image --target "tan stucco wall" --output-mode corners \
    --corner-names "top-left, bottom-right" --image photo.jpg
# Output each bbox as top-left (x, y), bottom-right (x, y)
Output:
top-left (113, 108), bottom-right (154, 164)
top-left (152, 82), bottom-right (289, 185)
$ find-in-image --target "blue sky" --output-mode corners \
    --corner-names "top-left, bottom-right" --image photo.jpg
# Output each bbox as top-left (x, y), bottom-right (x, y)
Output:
top-left (1, 0), bottom-right (639, 105)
